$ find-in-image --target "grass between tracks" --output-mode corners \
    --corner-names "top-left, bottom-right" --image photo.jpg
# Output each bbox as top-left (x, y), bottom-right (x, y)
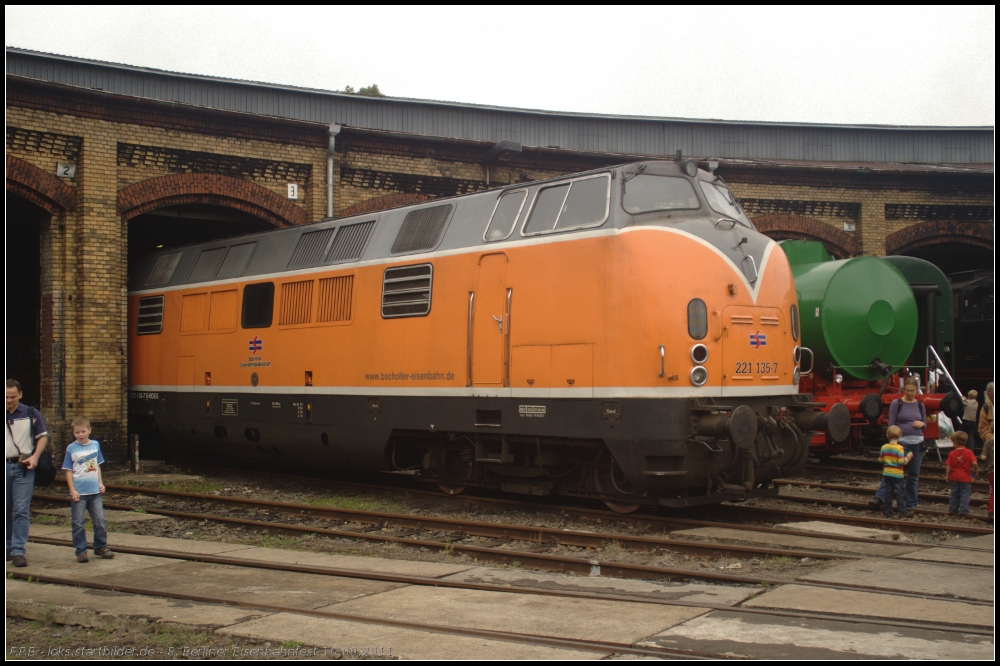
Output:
top-left (306, 494), bottom-right (404, 514)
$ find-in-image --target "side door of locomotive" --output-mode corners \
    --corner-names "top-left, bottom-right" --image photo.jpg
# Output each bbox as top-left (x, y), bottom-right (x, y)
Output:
top-left (471, 252), bottom-right (509, 391)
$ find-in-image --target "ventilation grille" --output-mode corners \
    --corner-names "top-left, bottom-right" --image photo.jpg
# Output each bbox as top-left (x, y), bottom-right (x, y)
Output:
top-left (144, 253), bottom-right (182, 287)
top-left (189, 247), bottom-right (227, 282)
top-left (326, 220), bottom-right (375, 263)
top-left (208, 290), bottom-right (239, 330)
top-left (136, 296), bottom-right (164, 335)
top-left (317, 276), bottom-right (354, 322)
top-left (382, 264), bottom-right (432, 318)
top-left (217, 242), bottom-right (257, 279)
top-left (279, 280), bottom-right (314, 325)
top-left (180, 293), bottom-right (208, 332)
top-left (391, 205), bottom-right (452, 254)
top-left (287, 229), bottom-right (334, 269)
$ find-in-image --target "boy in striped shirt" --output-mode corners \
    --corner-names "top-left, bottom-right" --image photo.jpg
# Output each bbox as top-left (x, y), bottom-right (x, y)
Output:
top-left (880, 426), bottom-right (913, 518)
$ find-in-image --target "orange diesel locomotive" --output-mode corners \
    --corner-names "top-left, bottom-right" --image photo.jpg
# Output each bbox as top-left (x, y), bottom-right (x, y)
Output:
top-left (128, 160), bottom-right (846, 512)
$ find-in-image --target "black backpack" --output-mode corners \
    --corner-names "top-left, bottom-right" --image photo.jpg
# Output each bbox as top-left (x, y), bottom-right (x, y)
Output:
top-left (5, 405), bottom-right (57, 487)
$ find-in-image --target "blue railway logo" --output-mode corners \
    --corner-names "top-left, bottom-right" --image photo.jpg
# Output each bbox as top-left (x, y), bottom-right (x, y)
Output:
top-left (248, 337), bottom-right (263, 353)
top-left (750, 331), bottom-right (767, 349)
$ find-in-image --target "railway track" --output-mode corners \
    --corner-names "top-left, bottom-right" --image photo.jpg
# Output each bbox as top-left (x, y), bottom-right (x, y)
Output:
top-left (97, 467), bottom-right (995, 544)
top-left (32, 483), bottom-right (993, 596)
top-left (806, 464), bottom-right (990, 490)
top-left (775, 479), bottom-right (990, 508)
top-left (50, 477), bottom-right (998, 543)
top-left (20, 537), bottom-right (993, 636)
top-left (177, 463), bottom-right (994, 535)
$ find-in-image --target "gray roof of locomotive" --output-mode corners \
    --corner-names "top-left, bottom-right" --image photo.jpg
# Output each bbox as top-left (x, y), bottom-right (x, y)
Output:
top-left (128, 160), bottom-right (745, 292)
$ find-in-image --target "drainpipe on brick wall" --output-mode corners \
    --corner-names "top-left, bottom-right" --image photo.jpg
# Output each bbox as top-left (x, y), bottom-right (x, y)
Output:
top-left (327, 124), bottom-right (342, 218)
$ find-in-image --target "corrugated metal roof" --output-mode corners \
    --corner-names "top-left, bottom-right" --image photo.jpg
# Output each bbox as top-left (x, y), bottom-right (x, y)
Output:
top-left (6, 47), bottom-right (994, 166)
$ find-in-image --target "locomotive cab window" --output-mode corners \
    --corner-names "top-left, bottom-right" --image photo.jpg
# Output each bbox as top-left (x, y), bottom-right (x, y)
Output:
top-left (622, 175), bottom-right (699, 214)
top-left (136, 296), bottom-right (165, 335)
top-left (699, 180), bottom-right (753, 228)
top-left (790, 303), bottom-right (800, 341)
top-left (484, 189), bottom-right (527, 241)
top-left (241, 282), bottom-right (275, 328)
top-left (522, 174), bottom-right (610, 236)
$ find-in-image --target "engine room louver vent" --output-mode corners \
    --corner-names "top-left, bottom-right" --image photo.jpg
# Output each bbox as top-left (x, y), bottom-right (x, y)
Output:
top-left (188, 247), bottom-right (227, 283)
top-left (287, 229), bottom-right (334, 269)
top-left (136, 295), bottom-right (165, 335)
top-left (390, 205), bottom-right (452, 254)
top-left (144, 253), bottom-right (182, 287)
top-left (217, 242), bottom-right (257, 279)
top-left (326, 220), bottom-right (375, 263)
top-left (317, 275), bottom-right (354, 322)
top-left (382, 264), bottom-right (433, 318)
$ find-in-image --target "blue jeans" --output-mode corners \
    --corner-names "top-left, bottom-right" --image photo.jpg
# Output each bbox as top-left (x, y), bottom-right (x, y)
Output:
top-left (71, 494), bottom-right (108, 555)
top-left (875, 439), bottom-right (924, 508)
top-left (883, 476), bottom-right (906, 515)
top-left (6, 461), bottom-right (35, 557)
top-left (949, 481), bottom-right (972, 514)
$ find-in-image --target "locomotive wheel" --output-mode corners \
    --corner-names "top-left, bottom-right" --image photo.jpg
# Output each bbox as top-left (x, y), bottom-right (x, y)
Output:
top-left (436, 449), bottom-right (474, 496)
top-left (593, 449), bottom-right (643, 514)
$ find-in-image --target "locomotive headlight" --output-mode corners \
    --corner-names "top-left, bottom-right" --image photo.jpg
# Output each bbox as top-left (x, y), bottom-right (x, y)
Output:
top-left (793, 346), bottom-right (801, 365)
top-left (793, 367), bottom-right (801, 384)
top-left (690, 366), bottom-right (709, 387)
top-left (690, 344), bottom-right (709, 365)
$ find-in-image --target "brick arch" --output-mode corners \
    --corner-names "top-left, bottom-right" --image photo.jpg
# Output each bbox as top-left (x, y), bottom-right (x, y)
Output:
top-left (116, 173), bottom-right (308, 228)
top-left (339, 192), bottom-right (433, 218)
top-left (752, 214), bottom-right (858, 259)
top-left (6, 155), bottom-right (77, 214)
top-left (886, 220), bottom-right (993, 255)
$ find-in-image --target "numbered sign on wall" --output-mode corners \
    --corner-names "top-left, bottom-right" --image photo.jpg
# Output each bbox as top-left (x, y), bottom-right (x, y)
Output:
top-left (287, 183), bottom-right (299, 200)
top-left (57, 162), bottom-right (77, 178)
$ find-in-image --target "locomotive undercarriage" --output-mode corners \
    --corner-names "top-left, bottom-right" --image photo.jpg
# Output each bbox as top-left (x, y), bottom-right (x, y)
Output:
top-left (391, 397), bottom-right (823, 509)
top-left (131, 392), bottom-right (839, 510)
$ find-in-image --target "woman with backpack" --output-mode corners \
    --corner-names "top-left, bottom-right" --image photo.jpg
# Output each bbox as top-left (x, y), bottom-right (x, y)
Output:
top-left (869, 377), bottom-right (927, 513)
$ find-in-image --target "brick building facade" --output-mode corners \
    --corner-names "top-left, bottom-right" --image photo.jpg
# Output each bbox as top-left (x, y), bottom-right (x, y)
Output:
top-left (5, 54), bottom-right (994, 459)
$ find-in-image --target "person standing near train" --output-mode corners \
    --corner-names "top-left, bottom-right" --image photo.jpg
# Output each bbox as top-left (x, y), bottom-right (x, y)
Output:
top-left (5, 379), bottom-right (49, 567)
top-left (869, 377), bottom-right (926, 512)
top-left (961, 390), bottom-right (980, 452)
top-left (979, 382), bottom-right (994, 522)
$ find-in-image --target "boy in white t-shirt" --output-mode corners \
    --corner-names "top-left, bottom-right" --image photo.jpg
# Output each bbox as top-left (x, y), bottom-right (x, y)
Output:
top-left (61, 416), bottom-right (113, 563)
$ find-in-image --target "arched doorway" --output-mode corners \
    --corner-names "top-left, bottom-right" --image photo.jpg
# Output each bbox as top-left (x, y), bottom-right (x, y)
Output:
top-left (5, 156), bottom-right (78, 408)
top-left (118, 174), bottom-right (309, 275)
top-left (886, 220), bottom-right (994, 394)
top-left (6, 196), bottom-right (46, 406)
top-left (751, 214), bottom-right (858, 258)
top-left (885, 220), bottom-right (993, 275)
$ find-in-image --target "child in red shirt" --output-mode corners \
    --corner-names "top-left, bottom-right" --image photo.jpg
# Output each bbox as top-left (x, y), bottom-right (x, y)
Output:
top-left (945, 431), bottom-right (978, 516)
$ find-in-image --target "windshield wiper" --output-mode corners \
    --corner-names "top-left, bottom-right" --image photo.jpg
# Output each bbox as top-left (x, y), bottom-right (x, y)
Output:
top-left (622, 164), bottom-right (646, 193)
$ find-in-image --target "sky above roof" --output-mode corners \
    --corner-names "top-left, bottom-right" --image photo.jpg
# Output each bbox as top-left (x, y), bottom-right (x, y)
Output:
top-left (5, 6), bottom-right (995, 127)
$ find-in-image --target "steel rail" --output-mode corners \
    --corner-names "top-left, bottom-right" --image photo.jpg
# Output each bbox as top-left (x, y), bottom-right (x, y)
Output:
top-left (714, 504), bottom-right (993, 535)
top-left (93, 475), bottom-right (994, 552)
top-left (817, 457), bottom-right (948, 473)
top-left (25, 537), bottom-right (994, 631)
top-left (776, 479), bottom-right (989, 507)
top-left (807, 465), bottom-right (989, 489)
top-left (771, 493), bottom-right (992, 523)
top-left (33, 490), bottom-right (851, 564)
top-left (30, 495), bottom-right (993, 603)
top-left (56, 485), bottom-right (857, 561)
top-left (4, 571), bottom-right (717, 659)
